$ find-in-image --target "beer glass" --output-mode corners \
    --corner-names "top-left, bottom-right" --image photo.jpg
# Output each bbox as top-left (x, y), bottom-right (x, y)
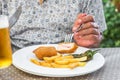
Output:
top-left (0, 15), bottom-right (12, 69)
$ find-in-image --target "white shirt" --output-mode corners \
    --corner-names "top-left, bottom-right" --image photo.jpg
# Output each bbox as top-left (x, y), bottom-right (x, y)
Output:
top-left (0, 0), bottom-right (106, 48)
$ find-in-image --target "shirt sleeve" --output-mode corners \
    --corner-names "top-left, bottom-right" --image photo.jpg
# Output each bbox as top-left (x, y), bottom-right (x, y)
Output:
top-left (81, 0), bottom-right (107, 32)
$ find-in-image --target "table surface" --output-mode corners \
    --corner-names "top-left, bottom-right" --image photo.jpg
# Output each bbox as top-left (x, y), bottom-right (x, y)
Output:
top-left (0, 48), bottom-right (120, 80)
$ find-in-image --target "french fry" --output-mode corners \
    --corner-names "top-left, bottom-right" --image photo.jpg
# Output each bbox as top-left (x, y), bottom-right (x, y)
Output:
top-left (43, 53), bottom-right (62, 62)
top-left (30, 58), bottom-right (40, 65)
top-left (54, 55), bottom-right (74, 65)
top-left (30, 53), bottom-right (87, 69)
top-left (62, 55), bottom-right (74, 59)
top-left (43, 57), bottom-right (54, 63)
top-left (39, 61), bottom-right (52, 67)
top-left (70, 56), bottom-right (87, 63)
top-left (68, 62), bottom-right (80, 69)
top-left (51, 63), bottom-right (69, 68)
top-left (54, 60), bottom-right (69, 65)
top-left (78, 62), bottom-right (87, 66)
top-left (68, 62), bottom-right (86, 69)
top-left (54, 55), bottom-right (73, 61)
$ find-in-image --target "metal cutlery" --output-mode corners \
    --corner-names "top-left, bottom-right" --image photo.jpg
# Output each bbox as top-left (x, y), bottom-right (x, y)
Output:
top-left (64, 24), bottom-right (83, 42)
top-left (9, 5), bottom-right (22, 28)
top-left (64, 0), bottom-right (91, 42)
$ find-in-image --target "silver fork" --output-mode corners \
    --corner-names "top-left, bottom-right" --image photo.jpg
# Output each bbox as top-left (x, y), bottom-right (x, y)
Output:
top-left (64, 24), bottom-right (83, 42)
top-left (9, 5), bottom-right (22, 28)
top-left (64, 0), bottom-right (91, 42)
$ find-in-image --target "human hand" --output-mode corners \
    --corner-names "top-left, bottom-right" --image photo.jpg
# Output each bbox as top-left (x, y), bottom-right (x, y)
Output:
top-left (72, 13), bottom-right (102, 48)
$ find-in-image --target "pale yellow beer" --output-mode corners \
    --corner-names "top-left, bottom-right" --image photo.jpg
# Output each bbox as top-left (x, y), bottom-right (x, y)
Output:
top-left (0, 15), bottom-right (12, 69)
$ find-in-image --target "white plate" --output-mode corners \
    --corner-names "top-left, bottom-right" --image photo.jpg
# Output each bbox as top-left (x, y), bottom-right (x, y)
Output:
top-left (12, 44), bottom-right (105, 77)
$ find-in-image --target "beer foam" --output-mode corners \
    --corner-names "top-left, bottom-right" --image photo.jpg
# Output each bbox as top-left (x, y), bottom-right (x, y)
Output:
top-left (0, 15), bottom-right (9, 29)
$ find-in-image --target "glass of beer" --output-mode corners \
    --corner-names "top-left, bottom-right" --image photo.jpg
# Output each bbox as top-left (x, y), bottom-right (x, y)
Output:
top-left (0, 15), bottom-right (12, 69)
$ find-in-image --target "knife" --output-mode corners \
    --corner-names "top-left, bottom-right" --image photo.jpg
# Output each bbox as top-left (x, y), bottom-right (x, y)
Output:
top-left (9, 5), bottom-right (22, 28)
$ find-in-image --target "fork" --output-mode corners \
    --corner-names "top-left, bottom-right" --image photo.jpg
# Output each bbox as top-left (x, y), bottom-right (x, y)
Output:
top-left (64, 0), bottom-right (91, 43)
top-left (64, 24), bottom-right (83, 42)
top-left (9, 5), bottom-right (22, 29)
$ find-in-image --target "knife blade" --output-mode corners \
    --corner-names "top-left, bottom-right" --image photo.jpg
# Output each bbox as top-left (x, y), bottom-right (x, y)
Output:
top-left (9, 5), bottom-right (22, 28)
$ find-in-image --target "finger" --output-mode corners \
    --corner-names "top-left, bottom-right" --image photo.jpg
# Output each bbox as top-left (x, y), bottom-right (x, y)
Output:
top-left (80, 22), bottom-right (99, 30)
top-left (74, 34), bottom-right (101, 48)
top-left (75, 22), bottom-right (100, 36)
top-left (72, 13), bottom-right (87, 32)
top-left (73, 15), bottom-right (94, 32)
top-left (73, 19), bottom-right (82, 32)
top-left (74, 15), bottom-right (94, 27)
top-left (82, 34), bottom-right (101, 47)
top-left (81, 15), bottom-right (95, 23)
top-left (76, 13), bottom-right (87, 25)
top-left (74, 19), bottom-right (82, 26)
top-left (77, 13), bottom-right (87, 19)
top-left (76, 28), bottom-right (99, 37)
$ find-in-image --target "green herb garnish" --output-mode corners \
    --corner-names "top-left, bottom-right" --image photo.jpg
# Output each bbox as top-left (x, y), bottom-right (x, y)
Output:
top-left (72, 49), bottom-right (100, 61)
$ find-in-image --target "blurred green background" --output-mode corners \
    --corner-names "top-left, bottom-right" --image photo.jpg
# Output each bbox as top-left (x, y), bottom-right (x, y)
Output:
top-left (100, 0), bottom-right (120, 47)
